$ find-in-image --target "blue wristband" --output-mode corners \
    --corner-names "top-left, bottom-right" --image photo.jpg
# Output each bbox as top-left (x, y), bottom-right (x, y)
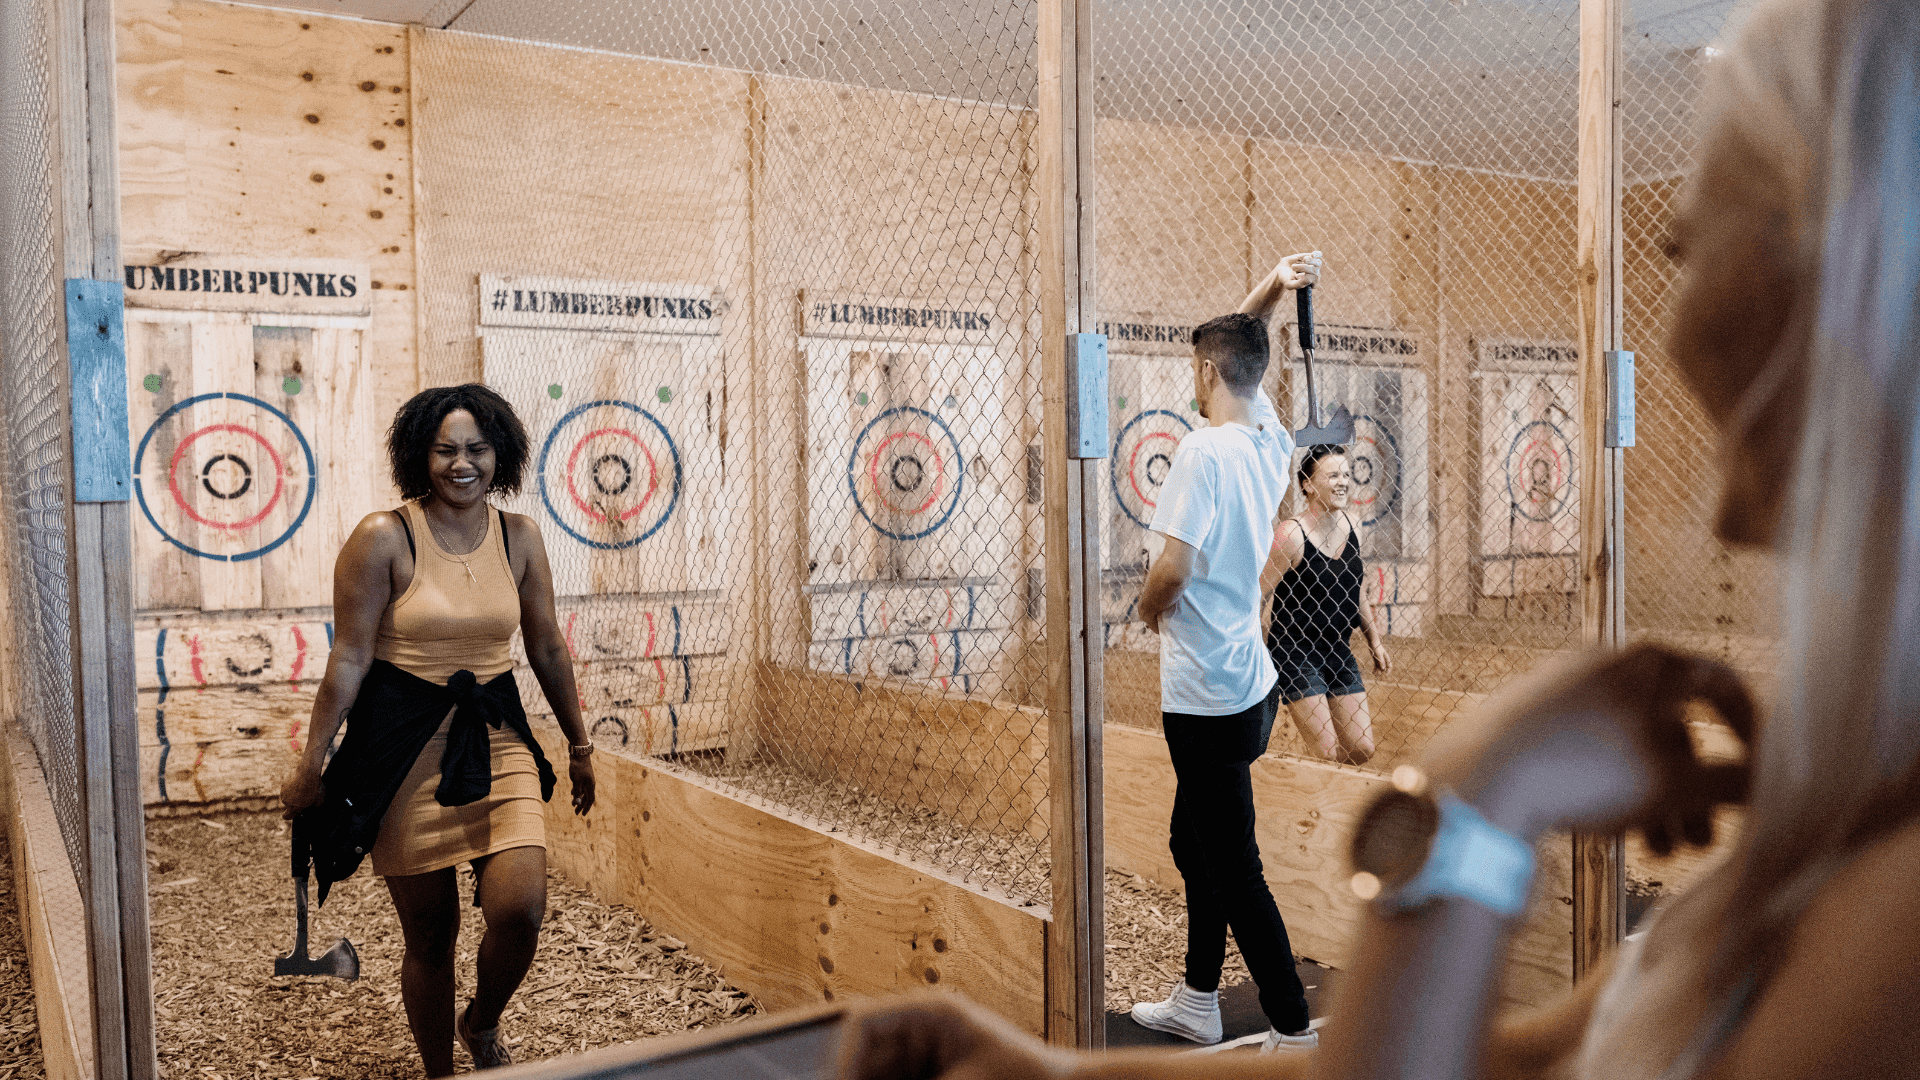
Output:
top-left (1384, 792), bottom-right (1535, 918)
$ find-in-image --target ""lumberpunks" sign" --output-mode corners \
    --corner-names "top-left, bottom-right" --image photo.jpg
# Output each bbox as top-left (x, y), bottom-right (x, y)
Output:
top-left (479, 274), bottom-right (721, 335)
top-left (801, 291), bottom-right (997, 346)
top-left (123, 254), bottom-right (372, 316)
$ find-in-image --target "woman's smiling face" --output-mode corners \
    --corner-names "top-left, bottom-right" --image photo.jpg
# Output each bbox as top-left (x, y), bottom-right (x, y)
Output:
top-left (427, 408), bottom-right (495, 508)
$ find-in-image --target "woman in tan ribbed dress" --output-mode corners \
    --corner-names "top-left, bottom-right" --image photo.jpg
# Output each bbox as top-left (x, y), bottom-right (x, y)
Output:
top-left (281, 384), bottom-right (594, 1076)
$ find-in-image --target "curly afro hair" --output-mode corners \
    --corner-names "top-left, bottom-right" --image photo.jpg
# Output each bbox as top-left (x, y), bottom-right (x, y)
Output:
top-left (386, 384), bottom-right (530, 501)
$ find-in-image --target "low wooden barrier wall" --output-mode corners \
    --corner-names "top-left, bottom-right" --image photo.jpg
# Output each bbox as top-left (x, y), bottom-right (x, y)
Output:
top-left (4, 725), bottom-right (94, 1080)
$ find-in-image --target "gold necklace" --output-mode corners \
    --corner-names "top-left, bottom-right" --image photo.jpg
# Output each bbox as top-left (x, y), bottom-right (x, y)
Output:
top-left (425, 512), bottom-right (487, 585)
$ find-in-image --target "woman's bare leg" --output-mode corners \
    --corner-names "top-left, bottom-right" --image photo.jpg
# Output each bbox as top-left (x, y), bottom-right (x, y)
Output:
top-left (386, 868), bottom-right (461, 1078)
top-left (1327, 692), bottom-right (1376, 765)
top-left (1286, 695), bottom-right (1341, 759)
top-left (467, 846), bottom-right (548, 1032)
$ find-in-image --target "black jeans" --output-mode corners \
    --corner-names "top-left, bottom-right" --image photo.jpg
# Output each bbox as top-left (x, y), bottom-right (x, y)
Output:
top-left (1162, 688), bottom-right (1311, 1034)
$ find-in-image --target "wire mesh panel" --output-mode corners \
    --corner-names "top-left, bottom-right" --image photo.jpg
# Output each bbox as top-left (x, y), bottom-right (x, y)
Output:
top-left (1092, 0), bottom-right (1588, 772)
top-left (0, 0), bottom-right (87, 885)
top-left (1619, 0), bottom-right (1778, 681)
top-left (413, 0), bottom-right (1053, 905)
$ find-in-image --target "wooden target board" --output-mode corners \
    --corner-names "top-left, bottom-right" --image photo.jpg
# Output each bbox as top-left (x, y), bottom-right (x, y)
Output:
top-left (1474, 367), bottom-right (1579, 597)
top-left (482, 325), bottom-right (726, 597)
top-left (125, 313), bottom-right (373, 612)
top-left (1103, 351), bottom-right (1200, 574)
top-left (802, 337), bottom-right (1011, 587)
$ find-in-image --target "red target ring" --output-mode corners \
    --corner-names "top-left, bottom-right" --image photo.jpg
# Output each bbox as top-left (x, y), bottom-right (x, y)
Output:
top-left (866, 430), bottom-right (948, 515)
top-left (166, 423), bottom-right (287, 531)
top-left (1127, 430), bottom-right (1180, 509)
top-left (563, 427), bottom-right (661, 524)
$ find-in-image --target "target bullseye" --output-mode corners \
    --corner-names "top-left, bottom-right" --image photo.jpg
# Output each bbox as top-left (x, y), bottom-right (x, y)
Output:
top-left (1112, 409), bottom-right (1194, 528)
top-left (1345, 416), bottom-right (1402, 528)
top-left (538, 399), bottom-right (682, 550)
top-left (1505, 421), bottom-right (1573, 522)
top-left (848, 407), bottom-right (965, 541)
top-left (134, 393), bottom-right (317, 563)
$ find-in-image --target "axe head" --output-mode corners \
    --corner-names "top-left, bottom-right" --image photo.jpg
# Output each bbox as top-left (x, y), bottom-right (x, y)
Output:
top-left (1295, 403), bottom-right (1356, 448)
top-left (275, 935), bottom-right (360, 981)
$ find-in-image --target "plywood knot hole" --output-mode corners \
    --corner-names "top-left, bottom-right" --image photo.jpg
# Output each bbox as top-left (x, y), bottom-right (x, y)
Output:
top-left (827, 893), bottom-right (839, 906)
top-left (301, 72), bottom-right (314, 81)
top-left (817, 956), bottom-right (834, 974)
top-left (368, 209), bottom-right (384, 220)
top-left (933, 938), bottom-right (947, 953)
top-left (371, 139), bottom-right (387, 150)
top-left (641, 809), bottom-right (650, 821)
top-left (310, 173), bottom-right (325, 184)
top-left (304, 115), bottom-right (320, 124)
top-left (360, 81), bottom-right (377, 91)
top-left (923, 967), bottom-right (940, 984)
top-left (819, 922), bottom-right (830, 934)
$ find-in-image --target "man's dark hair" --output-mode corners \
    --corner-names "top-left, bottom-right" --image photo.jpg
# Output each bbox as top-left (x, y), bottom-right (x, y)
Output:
top-left (1191, 312), bottom-right (1269, 395)
top-left (387, 384), bottom-right (530, 500)
top-left (1297, 442), bottom-right (1348, 488)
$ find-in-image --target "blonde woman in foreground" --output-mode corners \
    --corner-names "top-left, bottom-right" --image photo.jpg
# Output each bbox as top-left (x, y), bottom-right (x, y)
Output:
top-left (834, 0), bottom-right (1920, 1077)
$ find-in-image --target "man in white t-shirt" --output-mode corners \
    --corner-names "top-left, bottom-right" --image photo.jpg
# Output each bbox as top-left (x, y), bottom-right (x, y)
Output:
top-left (1129, 251), bottom-right (1321, 1053)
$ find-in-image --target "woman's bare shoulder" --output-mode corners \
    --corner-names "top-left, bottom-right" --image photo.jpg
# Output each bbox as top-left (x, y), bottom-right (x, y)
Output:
top-left (345, 509), bottom-right (410, 557)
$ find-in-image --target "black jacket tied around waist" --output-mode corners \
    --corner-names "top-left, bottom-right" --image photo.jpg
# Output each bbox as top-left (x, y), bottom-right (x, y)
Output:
top-left (300, 659), bottom-right (556, 903)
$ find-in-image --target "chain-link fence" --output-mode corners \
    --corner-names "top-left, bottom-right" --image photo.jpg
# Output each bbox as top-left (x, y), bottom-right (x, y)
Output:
top-left (412, 0), bottom-right (1056, 906)
top-left (1, 0), bottom-right (88, 887)
top-left (1093, 0), bottom-right (1590, 774)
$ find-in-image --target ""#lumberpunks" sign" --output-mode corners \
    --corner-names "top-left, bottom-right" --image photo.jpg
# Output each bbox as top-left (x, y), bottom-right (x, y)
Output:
top-left (122, 254), bottom-right (371, 316)
top-left (479, 274), bottom-right (720, 335)
top-left (801, 292), bottom-right (996, 346)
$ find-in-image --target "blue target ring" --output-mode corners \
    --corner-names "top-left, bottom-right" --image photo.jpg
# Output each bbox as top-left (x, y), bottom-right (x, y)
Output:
top-left (848, 406), bottom-right (966, 542)
top-left (133, 392), bottom-right (318, 563)
top-left (1347, 414), bottom-right (1402, 529)
top-left (538, 398), bottom-right (683, 550)
top-left (1505, 420), bottom-right (1574, 523)
top-left (1111, 409), bottom-right (1194, 528)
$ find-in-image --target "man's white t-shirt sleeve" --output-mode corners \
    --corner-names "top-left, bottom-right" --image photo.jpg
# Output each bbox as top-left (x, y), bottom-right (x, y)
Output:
top-left (1149, 441), bottom-right (1214, 548)
top-left (1252, 387), bottom-right (1295, 466)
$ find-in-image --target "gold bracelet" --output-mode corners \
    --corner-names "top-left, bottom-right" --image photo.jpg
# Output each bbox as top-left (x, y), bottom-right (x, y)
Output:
top-left (569, 743), bottom-right (594, 758)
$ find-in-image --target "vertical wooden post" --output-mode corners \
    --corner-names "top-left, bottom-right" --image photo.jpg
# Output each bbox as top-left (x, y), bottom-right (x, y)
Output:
top-left (1573, 0), bottom-right (1626, 982)
top-left (48, 0), bottom-right (155, 1074)
top-left (1037, 0), bottom-right (1104, 1048)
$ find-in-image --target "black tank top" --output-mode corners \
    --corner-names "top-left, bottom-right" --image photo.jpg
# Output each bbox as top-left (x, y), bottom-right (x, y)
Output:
top-left (1271, 512), bottom-right (1362, 641)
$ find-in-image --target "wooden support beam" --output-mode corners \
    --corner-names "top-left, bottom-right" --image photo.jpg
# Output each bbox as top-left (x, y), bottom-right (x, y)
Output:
top-left (1037, 0), bottom-right (1104, 1048)
top-left (1574, 0), bottom-right (1627, 981)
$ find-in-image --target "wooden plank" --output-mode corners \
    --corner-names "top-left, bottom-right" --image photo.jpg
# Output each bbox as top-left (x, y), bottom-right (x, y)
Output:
top-left (135, 621), bottom-right (331, 691)
top-left (807, 580), bottom-right (1011, 641)
top-left (124, 317), bottom-right (197, 610)
top-left (6, 726), bottom-right (98, 1080)
top-left (260, 326), bottom-right (372, 610)
top-left (1574, 0), bottom-right (1626, 980)
top-left (806, 628), bottom-right (1008, 688)
top-left (756, 666), bottom-right (1049, 842)
top-left (101, 499), bottom-right (158, 1079)
top-left (530, 725), bottom-right (1048, 1034)
top-left (514, 655), bottom-right (731, 712)
top-left (1101, 723), bottom-right (1574, 1010)
top-left (534, 595), bottom-right (732, 663)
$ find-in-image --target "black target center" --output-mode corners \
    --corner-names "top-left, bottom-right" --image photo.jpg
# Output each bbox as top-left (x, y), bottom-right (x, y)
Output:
top-left (1145, 453), bottom-right (1173, 487)
top-left (201, 453), bottom-right (253, 500)
top-left (592, 454), bottom-right (633, 496)
top-left (887, 639), bottom-right (921, 676)
top-left (890, 455), bottom-right (926, 493)
top-left (1353, 457), bottom-right (1375, 486)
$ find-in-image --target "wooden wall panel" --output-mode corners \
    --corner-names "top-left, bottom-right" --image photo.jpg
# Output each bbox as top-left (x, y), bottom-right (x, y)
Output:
top-left (115, 0), bottom-right (418, 428)
top-left (531, 726), bottom-right (1048, 1034)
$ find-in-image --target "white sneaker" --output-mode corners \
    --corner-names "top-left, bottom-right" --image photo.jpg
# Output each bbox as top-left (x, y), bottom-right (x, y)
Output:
top-left (1261, 1027), bottom-right (1319, 1053)
top-left (1130, 982), bottom-right (1223, 1045)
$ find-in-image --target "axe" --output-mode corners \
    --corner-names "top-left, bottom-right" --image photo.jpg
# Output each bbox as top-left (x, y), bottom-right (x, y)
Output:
top-left (1294, 285), bottom-right (1355, 447)
top-left (274, 817), bottom-right (360, 981)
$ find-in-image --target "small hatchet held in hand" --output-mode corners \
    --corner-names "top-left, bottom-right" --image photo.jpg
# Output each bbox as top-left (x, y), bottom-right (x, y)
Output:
top-left (274, 816), bottom-right (360, 981)
top-left (1294, 284), bottom-right (1355, 447)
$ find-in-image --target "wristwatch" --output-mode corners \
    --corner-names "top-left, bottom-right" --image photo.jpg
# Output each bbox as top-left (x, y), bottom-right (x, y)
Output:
top-left (1348, 766), bottom-right (1535, 918)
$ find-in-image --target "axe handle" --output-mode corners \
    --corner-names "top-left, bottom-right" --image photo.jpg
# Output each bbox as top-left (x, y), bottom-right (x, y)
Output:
top-left (1297, 286), bottom-right (1324, 429)
top-left (290, 874), bottom-right (312, 959)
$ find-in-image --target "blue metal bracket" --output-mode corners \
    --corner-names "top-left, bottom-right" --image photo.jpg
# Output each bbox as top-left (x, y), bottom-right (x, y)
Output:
top-left (1066, 333), bottom-right (1109, 459)
top-left (1604, 350), bottom-right (1635, 449)
top-left (66, 279), bottom-right (130, 503)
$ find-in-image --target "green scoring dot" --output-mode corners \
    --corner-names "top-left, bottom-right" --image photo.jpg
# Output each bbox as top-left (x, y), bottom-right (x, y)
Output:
top-left (657, 386), bottom-right (672, 403)
top-left (282, 376), bottom-right (302, 396)
top-left (857, 391), bottom-right (869, 406)
top-left (1189, 398), bottom-right (1200, 412)
top-left (142, 374), bottom-right (161, 393)
top-left (1116, 396), bottom-right (1127, 409)
top-left (547, 384), bottom-right (563, 399)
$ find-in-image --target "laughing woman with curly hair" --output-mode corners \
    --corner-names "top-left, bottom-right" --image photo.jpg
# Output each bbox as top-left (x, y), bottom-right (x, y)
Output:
top-left (280, 384), bottom-right (595, 1075)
